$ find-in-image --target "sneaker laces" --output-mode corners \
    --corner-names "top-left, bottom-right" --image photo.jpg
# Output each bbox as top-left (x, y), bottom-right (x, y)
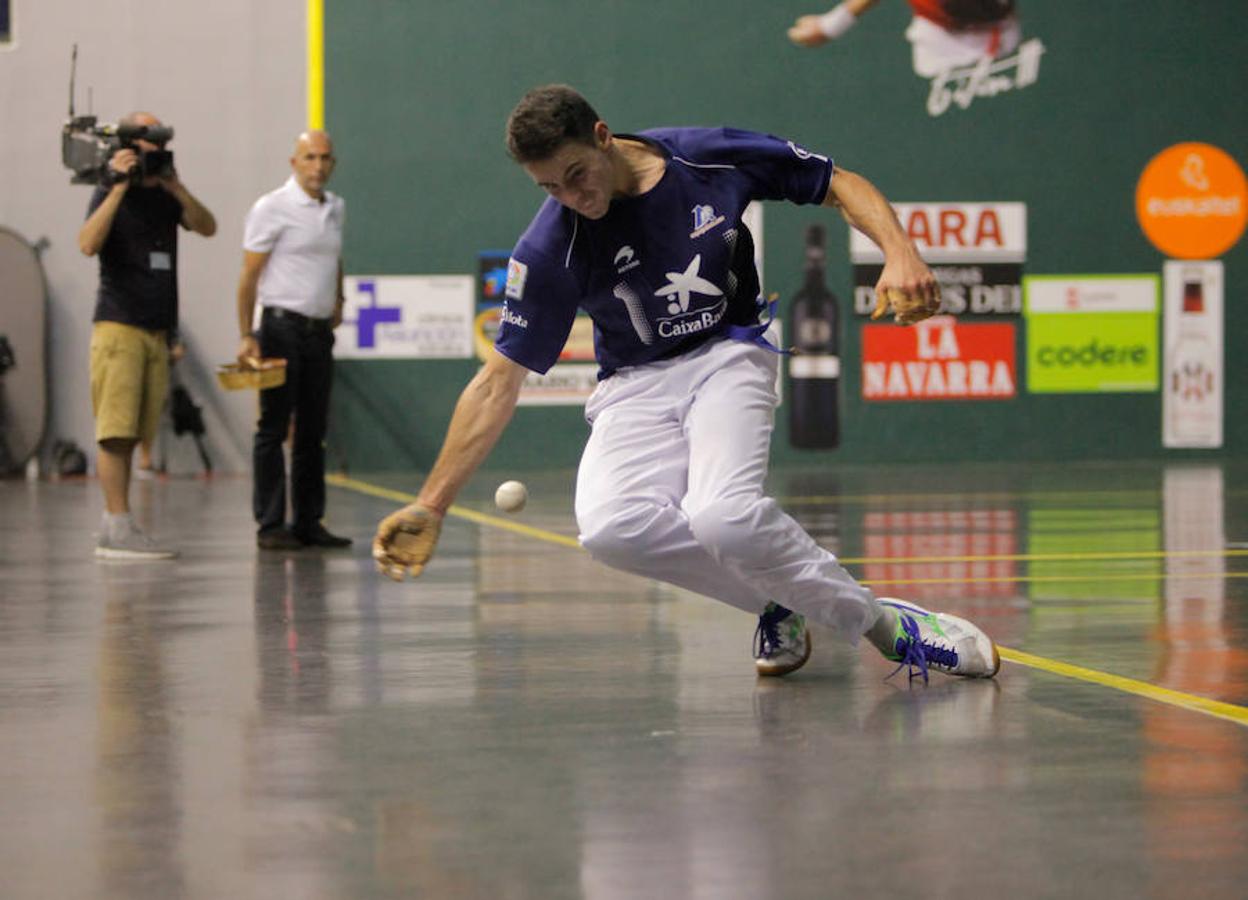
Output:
top-left (885, 613), bottom-right (959, 684)
top-left (753, 604), bottom-right (792, 660)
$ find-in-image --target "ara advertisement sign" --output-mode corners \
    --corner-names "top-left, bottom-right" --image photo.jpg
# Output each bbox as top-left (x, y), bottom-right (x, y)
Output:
top-left (852, 203), bottom-right (1026, 319)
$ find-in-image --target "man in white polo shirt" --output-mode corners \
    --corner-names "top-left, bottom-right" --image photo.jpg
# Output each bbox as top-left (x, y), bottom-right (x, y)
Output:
top-left (236, 130), bottom-right (350, 550)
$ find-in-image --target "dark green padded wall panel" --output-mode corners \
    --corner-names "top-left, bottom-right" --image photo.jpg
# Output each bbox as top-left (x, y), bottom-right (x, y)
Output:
top-left (327, 1), bottom-right (1248, 472)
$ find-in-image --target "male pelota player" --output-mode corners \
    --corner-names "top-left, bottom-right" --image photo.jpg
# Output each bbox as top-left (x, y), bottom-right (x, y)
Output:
top-left (372, 84), bottom-right (999, 681)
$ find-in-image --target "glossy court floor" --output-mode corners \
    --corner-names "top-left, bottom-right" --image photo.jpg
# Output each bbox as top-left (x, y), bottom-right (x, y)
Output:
top-left (2, 461), bottom-right (1246, 900)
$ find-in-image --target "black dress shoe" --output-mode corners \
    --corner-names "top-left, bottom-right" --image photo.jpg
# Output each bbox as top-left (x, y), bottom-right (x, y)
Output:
top-left (257, 527), bottom-right (303, 550)
top-left (295, 522), bottom-right (352, 548)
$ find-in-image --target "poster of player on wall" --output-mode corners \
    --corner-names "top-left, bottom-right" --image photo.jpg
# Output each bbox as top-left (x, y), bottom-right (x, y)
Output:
top-left (787, 0), bottom-right (1045, 116)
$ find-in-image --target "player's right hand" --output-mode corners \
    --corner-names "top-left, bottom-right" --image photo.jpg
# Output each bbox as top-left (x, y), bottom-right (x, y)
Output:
top-left (373, 503), bottom-right (444, 581)
top-left (788, 15), bottom-right (833, 47)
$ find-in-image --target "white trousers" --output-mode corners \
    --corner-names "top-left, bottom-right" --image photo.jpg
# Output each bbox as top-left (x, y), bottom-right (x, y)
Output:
top-left (575, 339), bottom-right (882, 641)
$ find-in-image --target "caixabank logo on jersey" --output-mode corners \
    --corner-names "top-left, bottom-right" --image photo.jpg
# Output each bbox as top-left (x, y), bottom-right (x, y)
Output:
top-left (851, 202), bottom-right (1026, 318)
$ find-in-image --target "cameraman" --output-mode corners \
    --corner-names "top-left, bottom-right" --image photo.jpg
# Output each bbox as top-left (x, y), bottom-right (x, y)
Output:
top-left (78, 111), bottom-right (216, 559)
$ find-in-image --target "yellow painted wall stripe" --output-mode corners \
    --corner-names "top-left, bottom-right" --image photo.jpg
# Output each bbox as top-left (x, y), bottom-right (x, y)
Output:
top-left (999, 647), bottom-right (1248, 726)
top-left (329, 473), bottom-right (1248, 728)
top-left (307, 0), bottom-right (324, 129)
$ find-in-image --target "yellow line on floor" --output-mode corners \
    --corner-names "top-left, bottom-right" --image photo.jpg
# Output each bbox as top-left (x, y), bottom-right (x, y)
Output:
top-left (843, 549), bottom-right (1248, 565)
top-left (331, 473), bottom-right (1248, 728)
top-left (862, 571), bottom-right (1248, 587)
top-left (326, 474), bottom-right (581, 549)
top-left (999, 648), bottom-right (1248, 727)
top-left (782, 488), bottom-right (1248, 505)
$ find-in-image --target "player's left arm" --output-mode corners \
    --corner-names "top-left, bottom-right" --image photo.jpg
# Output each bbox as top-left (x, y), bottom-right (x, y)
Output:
top-left (822, 166), bottom-right (939, 325)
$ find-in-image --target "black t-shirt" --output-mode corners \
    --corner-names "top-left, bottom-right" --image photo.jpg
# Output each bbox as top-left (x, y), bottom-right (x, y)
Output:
top-left (87, 185), bottom-right (185, 331)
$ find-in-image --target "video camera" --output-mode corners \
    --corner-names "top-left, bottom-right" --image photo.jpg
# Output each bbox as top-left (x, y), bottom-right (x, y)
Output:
top-left (60, 46), bottom-right (175, 186)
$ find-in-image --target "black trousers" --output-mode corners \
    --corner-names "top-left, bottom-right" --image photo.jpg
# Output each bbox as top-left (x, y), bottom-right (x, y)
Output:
top-left (253, 308), bottom-right (334, 533)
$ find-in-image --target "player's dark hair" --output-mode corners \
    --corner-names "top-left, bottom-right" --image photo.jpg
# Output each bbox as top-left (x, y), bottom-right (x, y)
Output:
top-left (506, 85), bottom-right (600, 163)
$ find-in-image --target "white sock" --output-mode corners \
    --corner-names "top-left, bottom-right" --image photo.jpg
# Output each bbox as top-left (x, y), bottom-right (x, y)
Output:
top-left (104, 512), bottom-right (132, 534)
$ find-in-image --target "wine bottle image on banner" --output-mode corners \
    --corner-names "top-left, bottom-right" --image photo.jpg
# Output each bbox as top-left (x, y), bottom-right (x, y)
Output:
top-left (788, 224), bottom-right (841, 449)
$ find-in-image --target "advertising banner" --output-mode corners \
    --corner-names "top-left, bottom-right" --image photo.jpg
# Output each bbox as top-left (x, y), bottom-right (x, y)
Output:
top-left (862, 316), bottom-right (1015, 401)
top-left (851, 203), bottom-right (1026, 318)
top-left (1024, 275), bottom-right (1159, 394)
top-left (1136, 143), bottom-right (1247, 260)
top-left (337, 275), bottom-right (474, 359)
top-left (1162, 261), bottom-right (1223, 448)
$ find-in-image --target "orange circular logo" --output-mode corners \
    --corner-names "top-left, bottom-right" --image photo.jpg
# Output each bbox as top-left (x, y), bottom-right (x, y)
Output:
top-left (1136, 143), bottom-right (1247, 259)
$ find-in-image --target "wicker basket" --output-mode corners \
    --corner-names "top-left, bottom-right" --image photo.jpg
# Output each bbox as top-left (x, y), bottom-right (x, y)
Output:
top-left (216, 358), bottom-right (288, 391)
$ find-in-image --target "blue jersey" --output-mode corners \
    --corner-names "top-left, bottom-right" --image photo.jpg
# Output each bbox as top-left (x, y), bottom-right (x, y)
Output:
top-left (495, 127), bottom-right (834, 379)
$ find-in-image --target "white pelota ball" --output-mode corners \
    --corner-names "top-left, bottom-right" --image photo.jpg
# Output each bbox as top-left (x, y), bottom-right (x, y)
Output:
top-left (494, 480), bottom-right (528, 513)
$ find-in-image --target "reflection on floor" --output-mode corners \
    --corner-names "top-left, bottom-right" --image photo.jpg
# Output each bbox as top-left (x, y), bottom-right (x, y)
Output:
top-left (1, 461), bottom-right (1245, 899)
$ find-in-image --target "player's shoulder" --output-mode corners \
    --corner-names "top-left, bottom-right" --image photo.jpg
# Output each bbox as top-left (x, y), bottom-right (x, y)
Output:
top-left (639, 125), bottom-right (778, 166)
top-left (512, 197), bottom-right (576, 266)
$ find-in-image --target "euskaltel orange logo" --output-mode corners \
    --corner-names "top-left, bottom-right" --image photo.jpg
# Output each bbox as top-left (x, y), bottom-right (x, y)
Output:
top-left (1136, 143), bottom-right (1247, 259)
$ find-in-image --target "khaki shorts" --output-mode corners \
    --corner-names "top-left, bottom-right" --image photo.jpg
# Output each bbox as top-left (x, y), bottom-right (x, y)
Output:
top-left (90, 321), bottom-right (169, 444)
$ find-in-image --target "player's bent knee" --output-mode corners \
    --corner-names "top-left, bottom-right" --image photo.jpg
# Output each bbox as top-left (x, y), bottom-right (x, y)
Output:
top-left (578, 499), bottom-right (664, 566)
top-left (687, 496), bottom-right (767, 563)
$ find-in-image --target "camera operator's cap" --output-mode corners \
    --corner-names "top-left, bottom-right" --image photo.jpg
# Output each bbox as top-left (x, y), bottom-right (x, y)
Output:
top-left (216, 358), bottom-right (287, 391)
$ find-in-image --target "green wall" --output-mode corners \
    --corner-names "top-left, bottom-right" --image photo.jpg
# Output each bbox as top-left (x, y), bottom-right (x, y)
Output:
top-left (326, 1), bottom-right (1248, 472)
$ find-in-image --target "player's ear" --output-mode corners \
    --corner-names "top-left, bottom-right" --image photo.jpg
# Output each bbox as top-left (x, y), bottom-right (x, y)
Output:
top-left (594, 121), bottom-right (611, 150)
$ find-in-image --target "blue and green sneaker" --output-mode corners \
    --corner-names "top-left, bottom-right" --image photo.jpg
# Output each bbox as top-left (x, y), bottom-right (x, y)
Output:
top-left (878, 598), bottom-right (1000, 682)
top-left (754, 602), bottom-right (812, 677)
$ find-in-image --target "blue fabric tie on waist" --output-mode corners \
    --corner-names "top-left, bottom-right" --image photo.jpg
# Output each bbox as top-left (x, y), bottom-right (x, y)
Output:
top-left (726, 296), bottom-right (790, 355)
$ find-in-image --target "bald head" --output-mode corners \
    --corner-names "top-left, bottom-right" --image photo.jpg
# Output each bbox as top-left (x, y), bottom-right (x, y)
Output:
top-left (294, 129), bottom-right (333, 156)
top-left (290, 130), bottom-right (336, 199)
top-left (121, 111), bottom-right (161, 129)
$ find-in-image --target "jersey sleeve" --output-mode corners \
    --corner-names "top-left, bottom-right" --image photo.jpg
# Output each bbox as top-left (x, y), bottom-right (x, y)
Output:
top-left (492, 243), bottom-right (581, 375)
top-left (659, 126), bottom-right (834, 206)
top-left (727, 128), bottom-right (834, 205)
top-left (242, 196), bottom-right (281, 252)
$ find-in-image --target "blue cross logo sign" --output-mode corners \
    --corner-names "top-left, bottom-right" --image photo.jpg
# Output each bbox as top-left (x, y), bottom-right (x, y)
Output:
top-left (349, 279), bottom-right (402, 349)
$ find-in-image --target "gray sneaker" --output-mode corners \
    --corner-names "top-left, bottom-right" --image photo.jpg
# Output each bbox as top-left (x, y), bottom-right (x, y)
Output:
top-left (95, 515), bottom-right (178, 560)
top-left (754, 602), bottom-right (812, 677)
